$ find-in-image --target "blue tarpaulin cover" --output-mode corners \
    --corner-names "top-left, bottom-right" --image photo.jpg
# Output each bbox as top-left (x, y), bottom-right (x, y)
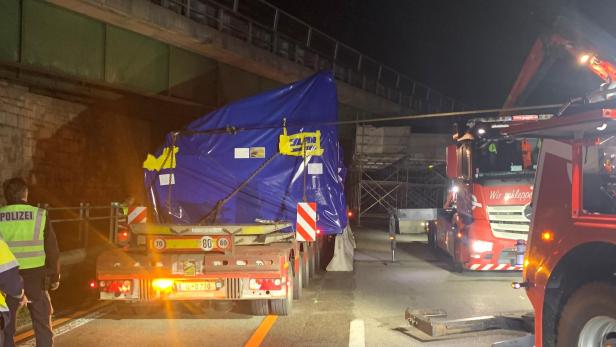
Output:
top-left (144, 71), bottom-right (347, 235)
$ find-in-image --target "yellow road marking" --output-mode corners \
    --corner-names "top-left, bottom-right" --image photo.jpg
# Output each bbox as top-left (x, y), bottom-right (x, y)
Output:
top-left (244, 315), bottom-right (278, 347)
top-left (15, 302), bottom-right (111, 343)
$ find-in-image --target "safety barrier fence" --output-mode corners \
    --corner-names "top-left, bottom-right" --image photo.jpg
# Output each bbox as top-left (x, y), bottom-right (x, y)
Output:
top-left (40, 203), bottom-right (126, 252)
top-left (152, 0), bottom-right (462, 113)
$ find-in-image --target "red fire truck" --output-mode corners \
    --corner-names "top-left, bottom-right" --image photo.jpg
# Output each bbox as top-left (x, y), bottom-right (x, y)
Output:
top-left (505, 101), bottom-right (616, 346)
top-left (500, 15), bottom-right (616, 344)
top-left (429, 12), bottom-right (616, 273)
top-left (428, 116), bottom-right (548, 272)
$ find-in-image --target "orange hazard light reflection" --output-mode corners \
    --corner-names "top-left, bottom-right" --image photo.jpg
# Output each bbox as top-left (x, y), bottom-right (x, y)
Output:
top-left (541, 230), bottom-right (555, 242)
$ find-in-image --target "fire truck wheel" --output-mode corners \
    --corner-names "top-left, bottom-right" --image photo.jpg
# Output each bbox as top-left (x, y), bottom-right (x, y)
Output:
top-left (556, 282), bottom-right (616, 347)
top-left (250, 299), bottom-right (270, 316)
top-left (451, 260), bottom-right (464, 273)
top-left (427, 227), bottom-right (436, 249)
top-left (270, 268), bottom-right (293, 316)
top-left (293, 254), bottom-right (303, 300)
top-left (302, 251), bottom-right (310, 287)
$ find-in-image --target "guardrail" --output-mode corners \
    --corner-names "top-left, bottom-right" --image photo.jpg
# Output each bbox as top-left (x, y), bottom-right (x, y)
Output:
top-left (152, 0), bottom-right (462, 113)
top-left (40, 203), bottom-right (126, 252)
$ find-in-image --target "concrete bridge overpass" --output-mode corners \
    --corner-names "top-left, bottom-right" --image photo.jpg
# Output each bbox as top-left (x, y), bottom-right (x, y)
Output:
top-left (0, 0), bottom-right (459, 206)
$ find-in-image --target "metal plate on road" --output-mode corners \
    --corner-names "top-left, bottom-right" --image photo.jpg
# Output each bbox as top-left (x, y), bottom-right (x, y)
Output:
top-left (176, 281), bottom-right (217, 292)
top-left (147, 235), bottom-right (232, 253)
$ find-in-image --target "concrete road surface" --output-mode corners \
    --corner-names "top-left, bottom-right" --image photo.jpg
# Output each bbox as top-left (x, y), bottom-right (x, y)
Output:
top-left (17, 227), bottom-right (532, 347)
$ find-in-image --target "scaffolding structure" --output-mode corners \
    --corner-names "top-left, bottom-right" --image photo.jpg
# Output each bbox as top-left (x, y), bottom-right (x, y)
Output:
top-left (348, 126), bottom-right (449, 225)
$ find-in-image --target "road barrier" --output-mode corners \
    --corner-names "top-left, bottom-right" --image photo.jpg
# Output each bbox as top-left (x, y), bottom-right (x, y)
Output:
top-left (38, 203), bottom-right (128, 267)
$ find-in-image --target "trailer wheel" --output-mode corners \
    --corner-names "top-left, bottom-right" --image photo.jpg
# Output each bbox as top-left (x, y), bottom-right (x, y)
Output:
top-left (293, 254), bottom-right (303, 300)
top-left (112, 302), bottom-right (133, 316)
top-left (270, 268), bottom-right (293, 316)
top-left (250, 300), bottom-right (269, 316)
top-left (302, 250), bottom-right (310, 287)
top-left (556, 282), bottom-right (616, 347)
top-left (315, 238), bottom-right (321, 271)
top-left (309, 243), bottom-right (317, 278)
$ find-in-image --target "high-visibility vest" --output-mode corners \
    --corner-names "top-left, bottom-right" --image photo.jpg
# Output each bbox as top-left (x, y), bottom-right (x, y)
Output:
top-left (0, 237), bottom-right (19, 312)
top-left (0, 205), bottom-right (47, 269)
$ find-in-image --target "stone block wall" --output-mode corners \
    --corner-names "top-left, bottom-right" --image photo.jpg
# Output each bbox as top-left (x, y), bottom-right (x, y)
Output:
top-left (0, 79), bottom-right (158, 206)
top-left (0, 79), bottom-right (87, 203)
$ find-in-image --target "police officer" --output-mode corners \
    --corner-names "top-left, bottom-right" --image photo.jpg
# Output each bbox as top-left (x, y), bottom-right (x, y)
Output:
top-left (1, 178), bottom-right (60, 347)
top-left (0, 235), bottom-right (26, 347)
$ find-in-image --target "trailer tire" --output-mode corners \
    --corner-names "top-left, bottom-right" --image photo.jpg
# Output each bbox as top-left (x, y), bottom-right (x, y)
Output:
top-left (212, 301), bottom-right (234, 313)
top-left (309, 243), bottom-right (317, 278)
top-left (315, 238), bottom-right (321, 271)
top-left (293, 255), bottom-right (303, 300)
top-left (112, 302), bottom-right (133, 316)
top-left (250, 300), bottom-right (269, 316)
top-left (556, 282), bottom-right (616, 347)
top-left (302, 251), bottom-right (310, 287)
top-left (270, 268), bottom-right (293, 316)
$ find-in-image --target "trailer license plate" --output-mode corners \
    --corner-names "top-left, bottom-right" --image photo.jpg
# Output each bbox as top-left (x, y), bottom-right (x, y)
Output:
top-left (176, 281), bottom-right (217, 292)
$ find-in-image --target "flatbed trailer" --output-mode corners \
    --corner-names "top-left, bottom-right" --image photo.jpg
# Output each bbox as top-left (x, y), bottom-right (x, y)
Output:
top-left (95, 222), bottom-right (318, 315)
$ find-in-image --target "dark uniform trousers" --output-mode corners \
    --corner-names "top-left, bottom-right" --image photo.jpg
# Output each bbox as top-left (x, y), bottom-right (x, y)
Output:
top-left (3, 268), bottom-right (53, 347)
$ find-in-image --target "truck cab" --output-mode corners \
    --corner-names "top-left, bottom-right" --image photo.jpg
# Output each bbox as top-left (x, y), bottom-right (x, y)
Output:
top-left (432, 116), bottom-right (547, 271)
top-left (506, 103), bottom-right (616, 347)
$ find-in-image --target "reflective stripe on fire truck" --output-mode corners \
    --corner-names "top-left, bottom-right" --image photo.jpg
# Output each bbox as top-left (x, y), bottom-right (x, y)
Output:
top-left (469, 263), bottom-right (522, 271)
top-left (127, 206), bottom-right (147, 224)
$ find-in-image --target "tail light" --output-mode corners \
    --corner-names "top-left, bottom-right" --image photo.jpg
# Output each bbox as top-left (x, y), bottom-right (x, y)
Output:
top-left (116, 227), bottom-right (130, 246)
top-left (99, 280), bottom-right (133, 296)
top-left (248, 278), bottom-right (283, 291)
top-left (152, 278), bottom-right (174, 292)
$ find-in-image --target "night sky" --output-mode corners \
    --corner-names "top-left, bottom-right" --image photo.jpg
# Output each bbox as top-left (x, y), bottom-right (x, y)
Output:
top-left (269, 0), bottom-right (616, 109)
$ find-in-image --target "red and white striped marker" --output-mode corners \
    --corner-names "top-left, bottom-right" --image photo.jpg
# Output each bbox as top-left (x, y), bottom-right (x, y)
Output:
top-left (469, 263), bottom-right (522, 271)
top-left (127, 206), bottom-right (147, 225)
top-left (296, 202), bottom-right (317, 242)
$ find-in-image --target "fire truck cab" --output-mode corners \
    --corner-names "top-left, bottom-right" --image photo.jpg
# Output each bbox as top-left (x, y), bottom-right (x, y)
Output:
top-left (506, 101), bottom-right (616, 347)
top-left (430, 115), bottom-right (549, 272)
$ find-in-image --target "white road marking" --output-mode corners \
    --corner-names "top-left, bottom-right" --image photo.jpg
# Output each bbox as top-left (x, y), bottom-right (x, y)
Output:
top-left (17, 308), bottom-right (107, 346)
top-left (349, 318), bottom-right (365, 347)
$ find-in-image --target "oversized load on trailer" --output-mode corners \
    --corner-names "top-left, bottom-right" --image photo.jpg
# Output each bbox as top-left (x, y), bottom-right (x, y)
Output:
top-left (95, 71), bottom-right (347, 315)
top-left (143, 71), bottom-right (347, 233)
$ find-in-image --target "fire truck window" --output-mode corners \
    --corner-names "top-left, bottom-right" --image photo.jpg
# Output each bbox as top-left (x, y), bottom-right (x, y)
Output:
top-left (582, 142), bottom-right (616, 214)
top-left (474, 138), bottom-right (538, 177)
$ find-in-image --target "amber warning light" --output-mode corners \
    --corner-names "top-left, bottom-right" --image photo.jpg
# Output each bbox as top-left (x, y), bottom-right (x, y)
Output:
top-left (541, 230), bottom-right (555, 242)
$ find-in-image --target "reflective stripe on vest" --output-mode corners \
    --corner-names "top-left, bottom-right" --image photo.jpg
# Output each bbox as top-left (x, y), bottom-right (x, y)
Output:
top-left (0, 238), bottom-right (19, 311)
top-left (0, 205), bottom-right (46, 269)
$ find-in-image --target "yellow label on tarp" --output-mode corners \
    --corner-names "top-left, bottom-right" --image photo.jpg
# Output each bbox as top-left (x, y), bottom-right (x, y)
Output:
top-left (143, 146), bottom-right (179, 171)
top-left (279, 128), bottom-right (324, 157)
